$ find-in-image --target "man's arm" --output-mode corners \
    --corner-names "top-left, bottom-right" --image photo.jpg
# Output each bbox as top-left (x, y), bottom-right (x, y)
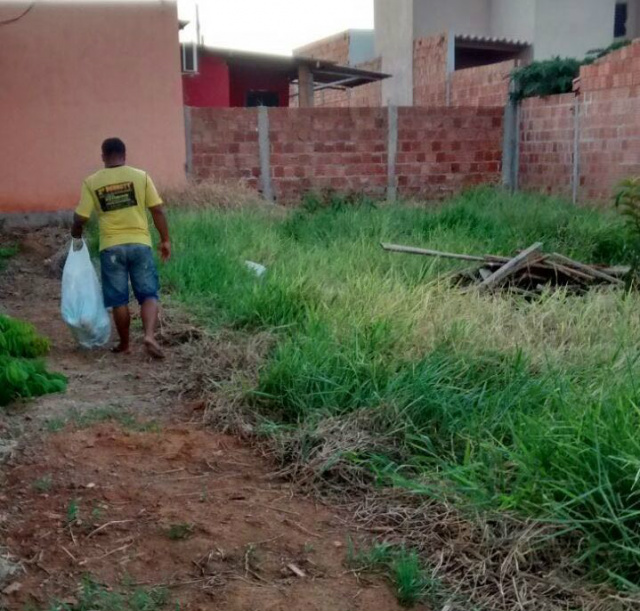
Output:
top-left (149, 206), bottom-right (171, 261)
top-left (72, 180), bottom-right (94, 247)
top-left (71, 214), bottom-right (88, 239)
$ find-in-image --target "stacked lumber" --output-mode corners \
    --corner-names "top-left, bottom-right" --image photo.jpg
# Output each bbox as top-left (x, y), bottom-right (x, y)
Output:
top-left (381, 242), bottom-right (628, 296)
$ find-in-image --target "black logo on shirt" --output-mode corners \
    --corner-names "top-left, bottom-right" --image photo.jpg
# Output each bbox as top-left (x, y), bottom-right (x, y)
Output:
top-left (95, 182), bottom-right (138, 212)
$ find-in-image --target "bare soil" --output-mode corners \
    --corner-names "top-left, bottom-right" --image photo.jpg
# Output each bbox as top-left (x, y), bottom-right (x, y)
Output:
top-left (0, 230), bottom-right (417, 611)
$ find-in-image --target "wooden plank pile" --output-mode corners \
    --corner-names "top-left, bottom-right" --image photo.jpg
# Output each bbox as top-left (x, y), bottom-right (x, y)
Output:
top-left (381, 242), bottom-right (629, 296)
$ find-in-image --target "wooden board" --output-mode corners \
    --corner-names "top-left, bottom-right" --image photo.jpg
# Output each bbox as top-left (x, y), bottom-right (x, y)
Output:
top-left (478, 242), bottom-right (543, 291)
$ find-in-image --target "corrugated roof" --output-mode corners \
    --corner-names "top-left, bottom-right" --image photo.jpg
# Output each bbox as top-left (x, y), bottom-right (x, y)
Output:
top-left (195, 45), bottom-right (389, 87)
top-left (455, 33), bottom-right (531, 48)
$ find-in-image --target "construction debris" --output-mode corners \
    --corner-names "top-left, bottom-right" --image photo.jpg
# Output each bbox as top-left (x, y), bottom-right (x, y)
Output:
top-left (381, 242), bottom-right (629, 296)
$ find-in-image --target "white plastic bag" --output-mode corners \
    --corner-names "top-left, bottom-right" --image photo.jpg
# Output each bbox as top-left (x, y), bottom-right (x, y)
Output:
top-left (61, 240), bottom-right (111, 348)
top-left (244, 260), bottom-right (267, 278)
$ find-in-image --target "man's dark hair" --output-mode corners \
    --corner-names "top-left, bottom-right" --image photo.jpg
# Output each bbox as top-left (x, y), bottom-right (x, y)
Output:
top-left (101, 137), bottom-right (126, 158)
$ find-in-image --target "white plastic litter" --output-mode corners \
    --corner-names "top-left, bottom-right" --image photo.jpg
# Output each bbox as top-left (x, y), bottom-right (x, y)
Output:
top-left (245, 260), bottom-right (267, 277)
top-left (61, 240), bottom-right (111, 348)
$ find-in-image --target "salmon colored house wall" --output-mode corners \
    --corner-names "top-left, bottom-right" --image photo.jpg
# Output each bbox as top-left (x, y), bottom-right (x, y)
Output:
top-left (0, 1), bottom-right (186, 214)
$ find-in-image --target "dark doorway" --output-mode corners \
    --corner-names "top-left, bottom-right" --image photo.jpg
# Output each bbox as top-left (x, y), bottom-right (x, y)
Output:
top-left (246, 91), bottom-right (280, 107)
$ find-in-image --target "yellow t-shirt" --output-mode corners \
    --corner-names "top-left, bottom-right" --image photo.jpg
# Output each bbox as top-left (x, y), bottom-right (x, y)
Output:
top-left (75, 166), bottom-right (163, 251)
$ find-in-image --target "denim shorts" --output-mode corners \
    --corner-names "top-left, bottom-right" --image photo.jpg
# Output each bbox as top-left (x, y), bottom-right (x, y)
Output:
top-left (100, 244), bottom-right (159, 308)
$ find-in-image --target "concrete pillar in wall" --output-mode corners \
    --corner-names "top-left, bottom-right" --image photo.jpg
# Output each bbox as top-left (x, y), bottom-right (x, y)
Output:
top-left (257, 106), bottom-right (274, 202)
top-left (298, 65), bottom-right (315, 108)
top-left (502, 97), bottom-right (519, 192)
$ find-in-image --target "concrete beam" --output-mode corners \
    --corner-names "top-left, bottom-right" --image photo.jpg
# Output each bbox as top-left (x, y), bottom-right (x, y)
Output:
top-left (387, 105), bottom-right (398, 201)
top-left (501, 97), bottom-right (519, 192)
top-left (257, 106), bottom-right (274, 202)
top-left (298, 64), bottom-right (315, 107)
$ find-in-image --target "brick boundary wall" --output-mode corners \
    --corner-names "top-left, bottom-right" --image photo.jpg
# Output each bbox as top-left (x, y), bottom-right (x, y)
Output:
top-left (518, 40), bottom-right (640, 203)
top-left (519, 93), bottom-right (576, 198)
top-left (413, 33), bottom-right (514, 109)
top-left (413, 35), bottom-right (449, 106)
top-left (450, 61), bottom-right (516, 108)
top-left (189, 106), bottom-right (503, 203)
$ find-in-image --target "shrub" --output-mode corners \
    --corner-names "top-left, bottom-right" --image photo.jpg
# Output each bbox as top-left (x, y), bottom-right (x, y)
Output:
top-left (510, 41), bottom-right (631, 101)
top-left (510, 57), bottom-right (581, 101)
top-left (0, 314), bottom-right (50, 358)
top-left (0, 315), bottom-right (66, 406)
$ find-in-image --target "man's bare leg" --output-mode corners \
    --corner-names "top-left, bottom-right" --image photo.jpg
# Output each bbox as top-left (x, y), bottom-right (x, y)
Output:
top-left (112, 305), bottom-right (131, 353)
top-left (141, 298), bottom-right (164, 359)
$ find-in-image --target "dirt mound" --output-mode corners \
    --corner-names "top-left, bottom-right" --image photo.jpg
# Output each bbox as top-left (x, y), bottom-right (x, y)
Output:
top-left (1, 423), bottom-right (407, 610)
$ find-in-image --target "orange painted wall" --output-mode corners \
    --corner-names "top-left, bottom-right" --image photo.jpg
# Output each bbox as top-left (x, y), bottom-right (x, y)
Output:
top-left (0, 1), bottom-right (186, 214)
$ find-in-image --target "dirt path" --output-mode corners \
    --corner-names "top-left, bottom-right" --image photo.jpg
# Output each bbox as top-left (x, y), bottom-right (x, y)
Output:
top-left (0, 231), bottom-right (415, 611)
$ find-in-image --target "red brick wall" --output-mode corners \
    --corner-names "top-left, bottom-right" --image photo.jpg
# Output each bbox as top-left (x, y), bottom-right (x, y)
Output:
top-left (579, 42), bottom-right (640, 201)
top-left (188, 106), bottom-right (503, 202)
top-left (450, 61), bottom-right (515, 108)
top-left (413, 34), bottom-right (449, 106)
top-left (268, 107), bottom-right (388, 199)
top-left (189, 108), bottom-right (260, 189)
top-left (519, 93), bottom-right (576, 198)
top-left (518, 40), bottom-right (640, 203)
top-left (294, 31), bottom-right (350, 64)
top-left (413, 34), bottom-right (513, 108)
top-left (396, 107), bottom-right (503, 196)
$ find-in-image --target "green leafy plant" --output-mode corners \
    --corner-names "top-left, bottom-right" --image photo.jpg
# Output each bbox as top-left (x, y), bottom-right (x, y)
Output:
top-left (0, 315), bottom-right (66, 407)
top-left (0, 355), bottom-right (67, 407)
top-left (511, 57), bottom-right (581, 101)
top-left (66, 498), bottom-right (80, 524)
top-left (511, 40), bottom-right (632, 101)
top-left (584, 40), bottom-right (632, 64)
top-left (0, 314), bottom-right (50, 358)
top-left (614, 177), bottom-right (640, 279)
top-left (615, 177), bottom-right (640, 235)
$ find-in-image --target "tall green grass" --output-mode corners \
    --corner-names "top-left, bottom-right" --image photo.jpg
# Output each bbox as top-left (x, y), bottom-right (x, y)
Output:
top-left (163, 187), bottom-right (640, 586)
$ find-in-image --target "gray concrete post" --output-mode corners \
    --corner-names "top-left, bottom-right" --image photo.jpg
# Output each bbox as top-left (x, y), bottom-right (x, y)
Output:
top-left (445, 30), bottom-right (456, 107)
top-left (501, 97), bottom-right (519, 192)
top-left (387, 105), bottom-right (398, 201)
top-left (258, 106), bottom-right (274, 202)
top-left (184, 106), bottom-right (193, 177)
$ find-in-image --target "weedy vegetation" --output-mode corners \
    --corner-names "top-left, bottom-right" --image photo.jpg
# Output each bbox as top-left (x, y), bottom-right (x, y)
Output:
top-left (165, 522), bottom-right (194, 541)
top-left (162, 186), bottom-right (640, 606)
top-left (33, 474), bottom-right (53, 493)
top-left (37, 574), bottom-right (170, 611)
top-left (348, 541), bottom-right (440, 607)
top-left (44, 406), bottom-right (160, 434)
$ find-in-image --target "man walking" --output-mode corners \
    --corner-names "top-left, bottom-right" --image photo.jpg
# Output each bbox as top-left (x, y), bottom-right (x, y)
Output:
top-left (71, 137), bottom-right (170, 358)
